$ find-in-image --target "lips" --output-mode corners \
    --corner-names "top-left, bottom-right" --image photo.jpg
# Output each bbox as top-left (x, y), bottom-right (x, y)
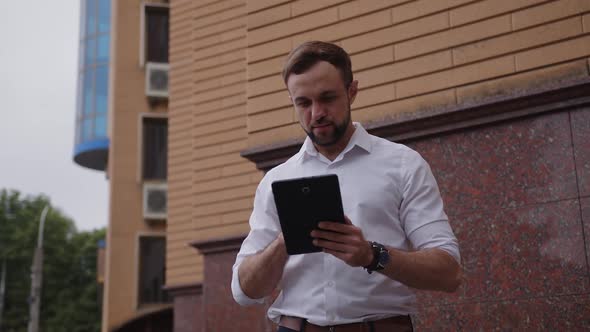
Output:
top-left (312, 123), bottom-right (332, 133)
top-left (311, 122), bottom-right (332, 129)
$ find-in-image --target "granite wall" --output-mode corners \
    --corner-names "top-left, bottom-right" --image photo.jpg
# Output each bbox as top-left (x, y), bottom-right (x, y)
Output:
top-left (411, 107), bottom-right (590, 330)
top-left (175, 106), bottom-right (590, 331)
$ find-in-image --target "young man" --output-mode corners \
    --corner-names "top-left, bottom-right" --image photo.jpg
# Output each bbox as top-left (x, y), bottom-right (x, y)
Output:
top-left (231, 41), bottom-right (462, 332)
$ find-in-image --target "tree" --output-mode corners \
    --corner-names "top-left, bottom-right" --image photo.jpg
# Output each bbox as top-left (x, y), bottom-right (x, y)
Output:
top-left (0, 189), bottom-right (104, 332)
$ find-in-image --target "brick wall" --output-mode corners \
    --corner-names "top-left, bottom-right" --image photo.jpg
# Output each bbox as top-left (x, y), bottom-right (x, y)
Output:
top-left (168, 0), bottom-right (200, 286)
top-left (104, 0), bottom-right (169, 330)
top-left (246, 0), bottom-right (590, 148)
top-left (167, 0), bottom-right (260, 286)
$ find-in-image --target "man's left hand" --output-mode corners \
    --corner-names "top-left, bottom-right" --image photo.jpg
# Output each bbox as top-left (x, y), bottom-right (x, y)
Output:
top-left (310, 215), bottom-right (373, 268)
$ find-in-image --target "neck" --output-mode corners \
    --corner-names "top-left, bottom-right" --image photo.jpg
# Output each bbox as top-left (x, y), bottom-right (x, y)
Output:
top-left (315, 123), bottom-right (356, 161)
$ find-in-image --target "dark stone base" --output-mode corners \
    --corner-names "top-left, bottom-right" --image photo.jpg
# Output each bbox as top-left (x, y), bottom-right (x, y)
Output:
top-left (191, 237), bottom-right (276, 332)
top-left (165, 283), bottom-right (204, 332)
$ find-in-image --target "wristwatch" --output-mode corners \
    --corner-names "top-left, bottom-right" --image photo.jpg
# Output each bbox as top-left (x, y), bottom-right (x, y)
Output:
top-left (364, 241), bottom-right (390, 274)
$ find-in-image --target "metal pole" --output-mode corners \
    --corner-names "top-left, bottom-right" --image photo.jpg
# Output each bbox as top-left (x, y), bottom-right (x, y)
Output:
top-left (27, 205), bottom-right (49, 332)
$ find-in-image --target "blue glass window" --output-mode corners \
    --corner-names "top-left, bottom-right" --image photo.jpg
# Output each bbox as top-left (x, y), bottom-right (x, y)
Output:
top-left (76, 74), bottom-right (84, 118)
top-left (76, 0), bottom-right (111, 148)
top-left (96, 35), bottom-right (109, 64)
top-left (83, 69), bottom-right (94, 115)
top-left (75, 120), bottom-right (81, 143)
top-left (98, 0), bottom-right (110, 32)
top-left (84, 38), bottom-right (96, 67)
top-left (95, 115), bottom-right (107, 138)
top-left (95, 65), bottom-right (108, 115)
top-left (86, 0), bottom-right (97, 36)
top-left (83, 118), bottom-right (94, 140)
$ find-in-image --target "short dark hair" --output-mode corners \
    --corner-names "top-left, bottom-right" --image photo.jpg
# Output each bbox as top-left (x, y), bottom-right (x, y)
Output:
top-left (282, 41), bottom-right (353, 87)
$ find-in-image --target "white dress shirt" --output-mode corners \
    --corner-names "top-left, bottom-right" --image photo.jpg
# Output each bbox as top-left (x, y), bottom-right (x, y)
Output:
top-left (231, 123), bottom-right (460, 326)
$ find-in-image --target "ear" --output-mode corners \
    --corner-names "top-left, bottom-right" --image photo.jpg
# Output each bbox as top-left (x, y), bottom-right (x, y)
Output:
top-left (347, 80), bottom-right (358, 105)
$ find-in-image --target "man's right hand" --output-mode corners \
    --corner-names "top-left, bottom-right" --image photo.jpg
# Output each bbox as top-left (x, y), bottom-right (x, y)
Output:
top-left (311, 215), bottom-right (373, 268)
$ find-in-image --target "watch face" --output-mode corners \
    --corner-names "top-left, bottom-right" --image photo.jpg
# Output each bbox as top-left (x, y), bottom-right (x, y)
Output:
top-left (366, 242), bottom-right (389, 273)
top-left (375, 243), bottom-right (389, 270)
top-left (378, 249), bottom-right (390, 268)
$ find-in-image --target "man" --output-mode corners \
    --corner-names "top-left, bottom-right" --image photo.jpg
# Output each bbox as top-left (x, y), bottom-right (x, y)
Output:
top-left (231, 41), bottom-right (461, 332)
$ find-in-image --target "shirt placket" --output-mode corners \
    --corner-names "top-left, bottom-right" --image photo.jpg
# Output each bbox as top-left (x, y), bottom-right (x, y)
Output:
top-left (316, 150), bottom-right (346, 324)
top-left (323, 255), bottom-right (339, 325)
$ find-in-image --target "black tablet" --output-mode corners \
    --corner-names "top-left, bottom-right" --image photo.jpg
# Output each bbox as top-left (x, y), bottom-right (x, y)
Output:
top-left (271, 174), bottom-right (345, 255)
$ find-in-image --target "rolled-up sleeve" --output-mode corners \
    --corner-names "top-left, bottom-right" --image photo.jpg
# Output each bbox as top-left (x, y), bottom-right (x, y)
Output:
top-left (400, 150), bottom-right (461, 263)
top-left (231, 175), bottom-right (282, 305)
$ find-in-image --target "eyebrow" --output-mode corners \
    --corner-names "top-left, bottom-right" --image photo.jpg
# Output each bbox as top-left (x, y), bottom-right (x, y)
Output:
top-left (292, 90), bottom-right (339, 103)
top-left (319, 91), bottom-right (338, 97)
top-left (293, 96), bottom-right (310, 104)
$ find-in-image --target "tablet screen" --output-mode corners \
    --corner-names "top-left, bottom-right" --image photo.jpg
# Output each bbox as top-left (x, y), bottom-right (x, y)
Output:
top-left (271, 174), bottom-right (345, 255)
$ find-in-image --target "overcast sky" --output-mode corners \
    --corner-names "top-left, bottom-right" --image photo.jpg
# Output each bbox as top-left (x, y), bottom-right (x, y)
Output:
top-left (0, 1), bottom-right (108, 231)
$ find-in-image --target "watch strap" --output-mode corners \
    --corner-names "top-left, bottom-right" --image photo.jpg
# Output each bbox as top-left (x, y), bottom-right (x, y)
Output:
top-left (364, 241), bottom-right (387, 274)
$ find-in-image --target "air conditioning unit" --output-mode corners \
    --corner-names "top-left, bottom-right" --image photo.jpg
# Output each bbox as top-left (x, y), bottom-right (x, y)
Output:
top-left (145, 62), bottom-right (169, 98)
top-left (143, 182), bottom-right (167, 220)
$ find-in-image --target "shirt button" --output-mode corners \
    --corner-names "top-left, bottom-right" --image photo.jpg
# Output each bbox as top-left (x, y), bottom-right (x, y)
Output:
top-left (327, 281), bottom-right (334, 287)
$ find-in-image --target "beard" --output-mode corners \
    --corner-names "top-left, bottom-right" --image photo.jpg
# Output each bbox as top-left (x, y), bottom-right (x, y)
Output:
top-left (304, 109), bottom-right (351, 147)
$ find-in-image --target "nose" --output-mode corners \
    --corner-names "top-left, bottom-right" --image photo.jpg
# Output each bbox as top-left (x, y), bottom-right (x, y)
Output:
top-left (311, 102), bottom-right (326, 122)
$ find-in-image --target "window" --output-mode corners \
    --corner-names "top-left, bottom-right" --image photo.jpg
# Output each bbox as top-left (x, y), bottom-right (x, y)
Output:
top-left (95, 65), bottom-right (108, 115)
top-left (142, 117), bottom-right (168, 180)
top-left (97, 0), bottom-right (110, 32)
top-left (76, 0), bottom-right (111, 144)
top-left (138, 236), bottom-right (169, 305)
top-left (145, 5), bottom-right (169, 63)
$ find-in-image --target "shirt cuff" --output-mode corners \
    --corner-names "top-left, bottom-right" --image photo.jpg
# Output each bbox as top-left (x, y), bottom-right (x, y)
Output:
top-left (407, 220), bottom-right (461, 264)
top-left (231, 259), bottom-right (266, 306)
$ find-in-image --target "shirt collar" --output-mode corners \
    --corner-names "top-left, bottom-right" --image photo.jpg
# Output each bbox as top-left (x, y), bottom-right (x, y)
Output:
top-left (297, 122), bottom-right (373, 163)
top-left (344, 122), bottom-right (372, 154)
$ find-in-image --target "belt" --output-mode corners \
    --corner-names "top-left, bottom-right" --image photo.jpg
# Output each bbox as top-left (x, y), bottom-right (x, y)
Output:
top-left (279, 315), bottom-right (413, 332)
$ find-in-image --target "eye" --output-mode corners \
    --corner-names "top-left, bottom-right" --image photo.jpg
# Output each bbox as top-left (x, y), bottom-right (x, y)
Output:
top-left (320, 95), bottom-right (336, 103)
top-left (296, 100), bottom-right (311, 108)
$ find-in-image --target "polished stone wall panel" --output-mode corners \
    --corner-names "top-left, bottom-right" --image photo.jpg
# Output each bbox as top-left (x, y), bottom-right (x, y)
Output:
top-left (582, 197), bottom-right (590, 274)
top-left (406, 110), bottom-right (590, 315)
top-left (173, 291), bottom-right (203, 332)
top-left (203, 250), bottom-right (273, 332)
top-left (571, 107), bottom-right (590, 197)
top-left (415, 294), bottom-right (590, 330)
top-left (416, 199), bottom-right (589, 306)
top-left (407, 112), bottom-right (578, 217)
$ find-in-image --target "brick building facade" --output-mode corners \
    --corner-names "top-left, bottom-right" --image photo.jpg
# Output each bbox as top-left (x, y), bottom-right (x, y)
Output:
top-left (96, 0), bottom-right (590, 330)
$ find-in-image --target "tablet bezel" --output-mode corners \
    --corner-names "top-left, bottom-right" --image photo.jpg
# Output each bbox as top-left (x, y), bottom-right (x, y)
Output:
top-left (271, 174), bottom-right (345, 255)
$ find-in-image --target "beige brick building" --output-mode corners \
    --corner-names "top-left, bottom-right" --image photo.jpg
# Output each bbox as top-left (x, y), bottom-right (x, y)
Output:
top-left (87, 0), bottom-right (590, 331)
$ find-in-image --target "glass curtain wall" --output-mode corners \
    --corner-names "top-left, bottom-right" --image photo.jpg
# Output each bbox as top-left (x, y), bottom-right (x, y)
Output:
top-left (75, 0), bottom-right (110, 150)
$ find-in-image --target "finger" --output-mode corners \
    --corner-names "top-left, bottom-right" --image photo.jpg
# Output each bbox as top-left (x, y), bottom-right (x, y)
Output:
top-left (343, 215), bottom-right (353, 225)
top-left (318, 216), bottom-right (353, 228)
top-left (313, 238), bottom-right (354, 253)
top-left (318, 221), bottom-right (355, 233)
top-left (311, 230), bottom-right (355, 243)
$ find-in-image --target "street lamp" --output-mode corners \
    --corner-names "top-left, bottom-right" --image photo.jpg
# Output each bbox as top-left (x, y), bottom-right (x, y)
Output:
top-left (27, 205), bottom-right (49, 332)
